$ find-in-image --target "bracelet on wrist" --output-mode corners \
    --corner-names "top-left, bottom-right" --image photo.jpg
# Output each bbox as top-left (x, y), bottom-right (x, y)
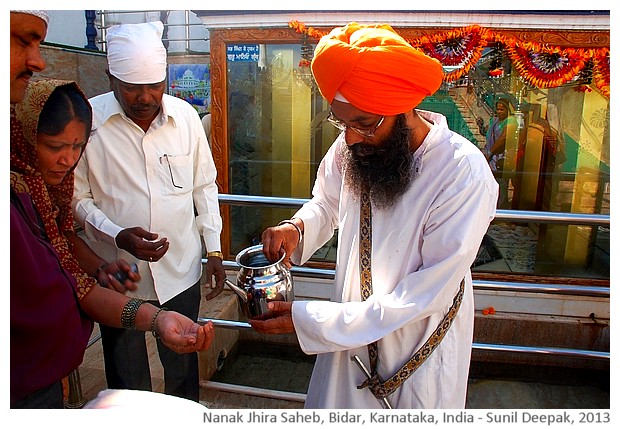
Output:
top-left (277, 219), bottom-right (303, 245)
top-left (207, 251), bottom-right (223, 260)
top-left (150, 307), bottom-right (166, 338)
top-left (120, 298), bottom-right (145, 329)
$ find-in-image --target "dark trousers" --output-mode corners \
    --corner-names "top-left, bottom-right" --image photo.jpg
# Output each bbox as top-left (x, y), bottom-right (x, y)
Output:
top-left (100, 281), bottom-right (201, 401)
top-left (12, 381), bottom-right (63, 409)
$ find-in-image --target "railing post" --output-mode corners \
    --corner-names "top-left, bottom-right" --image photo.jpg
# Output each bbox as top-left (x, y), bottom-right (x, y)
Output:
top-left (84, 10), bottom-right (99, 50)
top-left (64, 369), bottom-right (87, 408)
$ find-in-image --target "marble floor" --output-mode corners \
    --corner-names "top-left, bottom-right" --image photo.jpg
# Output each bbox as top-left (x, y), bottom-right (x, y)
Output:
top-left (474, 222), bottom-right (609, 278)
top-left (476, 223), bottom-right (538, 273)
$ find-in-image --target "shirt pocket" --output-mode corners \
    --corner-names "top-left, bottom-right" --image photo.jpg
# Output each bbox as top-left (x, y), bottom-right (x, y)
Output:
top-left (160, 153), bottom-right (192, 194)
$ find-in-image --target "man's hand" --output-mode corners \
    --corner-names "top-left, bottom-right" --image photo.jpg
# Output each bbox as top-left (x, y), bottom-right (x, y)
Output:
top-left (248, 301), bottom-right (295, 335)
top-left (261, 219), bottom-right (303, 268)
top-left (204, 255), bottom-right (226, 301)
top-left (155, 312), bottom-right (215, 354)
top-left (98, 258), bottom-right (140, 293)
top-left (116, 227), bottom-right (169, 262)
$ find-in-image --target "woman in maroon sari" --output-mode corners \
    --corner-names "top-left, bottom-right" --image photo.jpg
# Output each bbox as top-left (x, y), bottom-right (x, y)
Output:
top-left (10, 79), bottom-right (214, 408)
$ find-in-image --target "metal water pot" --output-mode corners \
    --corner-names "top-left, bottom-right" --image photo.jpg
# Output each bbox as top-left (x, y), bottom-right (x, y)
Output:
top-left (224, 244), bottom-right (294, 318)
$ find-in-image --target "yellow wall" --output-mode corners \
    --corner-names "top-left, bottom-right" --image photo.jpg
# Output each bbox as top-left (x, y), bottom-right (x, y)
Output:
top-left (291, 77), bottom-right (312, 197)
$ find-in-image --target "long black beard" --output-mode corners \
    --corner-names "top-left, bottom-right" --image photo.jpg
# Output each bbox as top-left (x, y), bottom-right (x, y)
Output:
top-left (341, 114), bottom-right (415, 210)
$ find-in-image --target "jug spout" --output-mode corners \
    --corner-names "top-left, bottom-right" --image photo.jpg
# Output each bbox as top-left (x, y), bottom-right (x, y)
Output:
top-left (225, 279), bottom-right (248, 303)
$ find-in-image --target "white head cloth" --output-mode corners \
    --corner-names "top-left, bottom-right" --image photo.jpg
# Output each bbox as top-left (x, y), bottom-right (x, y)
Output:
top-left (11, 10), bottom-right (49, 25)
top-left (106, 21), bottom-right (167, 84)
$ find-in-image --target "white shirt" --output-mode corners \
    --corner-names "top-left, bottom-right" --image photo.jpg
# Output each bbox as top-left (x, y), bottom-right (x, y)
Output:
top-left (73, 92), bottom-right (222, 304)
top-left (290, 111), bottom-right (498, 408)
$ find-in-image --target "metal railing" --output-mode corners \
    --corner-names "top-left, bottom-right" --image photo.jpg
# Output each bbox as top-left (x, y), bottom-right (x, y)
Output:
top-left (218, 193), bottom-right (610, 225)
top-left (216, 193), bottom-right (609, 297)
top-left (210, 193), bottom-right (610, 363)
top-left (198, 193), bottom-right (613, 405)
top-left (212, 258), bottom-right (609, 360)
top-left (76, 193), bottom-right (609, 407)
top-left (97, 10), bottom-right (209, 51)
top-left (215, 260), bottom-right (610, 299)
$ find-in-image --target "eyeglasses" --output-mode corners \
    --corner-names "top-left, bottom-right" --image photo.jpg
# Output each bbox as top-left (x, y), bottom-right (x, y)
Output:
top-left (326, 110), bottom-right (385, 138)
top-left (160, 154), bottom-right (182, 189)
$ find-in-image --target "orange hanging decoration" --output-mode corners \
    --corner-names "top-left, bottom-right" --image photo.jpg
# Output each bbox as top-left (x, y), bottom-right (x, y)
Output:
top-left (410, 25), bottom-right (489, 83)
top-left (289, 20), bottom-right (327, 39)
top-left (592, 49), bottom-right (610, 98)
top-left (288, 21), bottom-right (609, 98)
top-left (506, 45), bottom-right (590, 89)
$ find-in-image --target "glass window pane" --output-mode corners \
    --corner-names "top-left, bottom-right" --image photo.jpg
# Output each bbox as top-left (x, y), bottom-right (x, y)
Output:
top-left (223, 39), bottom-right (609, 280)
top-left (226, 42), bottom-right (339, 256)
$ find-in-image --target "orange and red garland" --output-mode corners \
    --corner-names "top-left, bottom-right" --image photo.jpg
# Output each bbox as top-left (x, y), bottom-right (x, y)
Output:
top-left (289, 21), bottom-right (610, 98)
top-left (411, 25), bottom-right (490, 83)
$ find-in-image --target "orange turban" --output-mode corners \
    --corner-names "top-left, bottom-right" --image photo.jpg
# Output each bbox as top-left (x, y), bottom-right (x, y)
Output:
top-left (311, 22), bottom-right (444, 116)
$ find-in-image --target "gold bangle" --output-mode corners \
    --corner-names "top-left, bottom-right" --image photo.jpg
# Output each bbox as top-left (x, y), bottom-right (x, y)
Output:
top-left (207, 251), bottom-right (223, 259)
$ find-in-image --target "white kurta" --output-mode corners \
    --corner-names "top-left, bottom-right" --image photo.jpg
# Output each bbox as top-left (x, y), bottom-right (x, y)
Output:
top-left (72, 93), bottom-right (222, 304)
top-left (290, 111), bottom-right (498, 409)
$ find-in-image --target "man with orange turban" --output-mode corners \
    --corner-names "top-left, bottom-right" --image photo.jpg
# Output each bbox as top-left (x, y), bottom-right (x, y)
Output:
top-left (252, 22), bottom-right (498, 408)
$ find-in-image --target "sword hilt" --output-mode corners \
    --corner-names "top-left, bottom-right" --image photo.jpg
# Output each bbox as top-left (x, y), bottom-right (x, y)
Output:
top-left (351, 355), bottom-right (393, 409)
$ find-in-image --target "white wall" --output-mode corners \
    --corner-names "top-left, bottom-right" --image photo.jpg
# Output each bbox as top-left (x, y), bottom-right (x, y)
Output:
top-left (46, 11), bottom-right (88, 48)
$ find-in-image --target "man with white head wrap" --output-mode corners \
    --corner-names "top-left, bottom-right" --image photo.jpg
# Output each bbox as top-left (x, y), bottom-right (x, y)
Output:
top-left (73, 21), bottom-right (225, 402)
top-left (252, 22), bottom-right (498, 408)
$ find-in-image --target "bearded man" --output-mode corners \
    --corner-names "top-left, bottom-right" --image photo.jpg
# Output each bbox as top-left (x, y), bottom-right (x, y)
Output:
top-left (251, 22), bottom-right (498, 409)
